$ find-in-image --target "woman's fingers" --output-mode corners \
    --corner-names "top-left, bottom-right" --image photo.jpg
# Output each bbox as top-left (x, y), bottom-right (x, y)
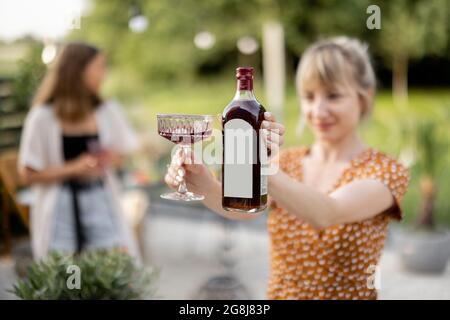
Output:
top-left (262, 126), bottom-right (284, 151)
top-left (266, 130), bottom-right (280, 144)
top-left (165, 161), bottom-right (182, 188)
top-left (262, 112), bottom-right (285, 137)
top-left (262, 112), bottom-right (285, 150)
top-left (261, 127), bottom-right (281, 159)
top-left (266, 140), bottom-right (280, 153)
top-left (168, 164), bottom-right (184, 179)
top-left (263, 112), bottom-right (285, 133)
top-left (165, 147), bottom-right (202, 190)
top-left (164, 173), bottom-right (178, 188)
top-left (165, 172), bottom-right (180, 187)
top-left (171, 149), bottom-right (184, 165)
top-left (172, 147), bottom-right (198, 165)
top-left (264, 111), bottom-right (275, 122)
top-left (262, 120), bottom-right (285, 136)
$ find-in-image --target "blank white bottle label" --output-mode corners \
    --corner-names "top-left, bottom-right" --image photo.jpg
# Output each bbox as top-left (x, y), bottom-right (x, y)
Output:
top-left (224, 119), bottom-right (255, 198)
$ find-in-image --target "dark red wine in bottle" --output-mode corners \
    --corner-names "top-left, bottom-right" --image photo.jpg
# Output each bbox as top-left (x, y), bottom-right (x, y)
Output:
top-left (222, 67), bottom-right (268, 213)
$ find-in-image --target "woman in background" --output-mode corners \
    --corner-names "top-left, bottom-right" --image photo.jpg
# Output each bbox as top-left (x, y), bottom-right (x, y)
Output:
top-left (165, 37), bottom-right (410, 299)
top-left (18, 42), bottom-right (141, 261)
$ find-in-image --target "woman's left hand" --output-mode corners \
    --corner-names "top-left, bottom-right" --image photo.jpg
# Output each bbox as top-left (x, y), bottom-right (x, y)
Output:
top-left (261, 112), bottom-right (285, 159)
top-left (97, 149), bottom-right (124, 169)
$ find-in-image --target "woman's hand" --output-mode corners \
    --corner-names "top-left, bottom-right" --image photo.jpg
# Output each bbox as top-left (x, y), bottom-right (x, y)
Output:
top-left (164, 148), bottom-right (216, 196)
top-left (20, 153), bottom-right (106, 185)
top-left (69, 153), bottom-right (104, 179)
top-left (98, 149), bottom-right (124, 169)
top-left (261, 112), bottom-right (285, 159)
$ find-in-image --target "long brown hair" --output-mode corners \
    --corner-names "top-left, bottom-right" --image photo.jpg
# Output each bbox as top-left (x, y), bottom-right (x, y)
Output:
top-left (33, 42), bottom-right (103, 122)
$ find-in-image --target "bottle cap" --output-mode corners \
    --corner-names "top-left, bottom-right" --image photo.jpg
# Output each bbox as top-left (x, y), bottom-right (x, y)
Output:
top-left (236, 67), bottom-right (254, 79)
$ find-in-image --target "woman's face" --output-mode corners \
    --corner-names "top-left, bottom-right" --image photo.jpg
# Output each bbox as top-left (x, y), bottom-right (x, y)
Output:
top-left (300, 83), bottom-right (362, 143)
top-left (83, 53), bottom-right (107, 94)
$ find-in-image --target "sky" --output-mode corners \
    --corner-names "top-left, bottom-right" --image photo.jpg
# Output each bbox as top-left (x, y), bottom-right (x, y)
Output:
top-left (0, 0), bottom-right (89, 42)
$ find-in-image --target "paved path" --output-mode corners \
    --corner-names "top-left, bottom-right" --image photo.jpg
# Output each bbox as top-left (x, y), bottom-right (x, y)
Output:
top-left (2, 210), bottom-right (450, 300)
top-left (0, 256), bottom-right (16, 299)
top-left (142, 214), bottom-right (450, 300)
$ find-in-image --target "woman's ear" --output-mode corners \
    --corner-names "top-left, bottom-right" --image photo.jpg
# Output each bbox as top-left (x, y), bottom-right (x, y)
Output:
top-left (359, 89), bottom-right (374, 120)
top-left (357, 95), bottom-right (367, 120)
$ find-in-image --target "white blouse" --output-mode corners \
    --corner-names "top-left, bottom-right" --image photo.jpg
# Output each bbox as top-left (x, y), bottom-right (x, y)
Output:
top-left (18, 100), bottom-right (141, 262)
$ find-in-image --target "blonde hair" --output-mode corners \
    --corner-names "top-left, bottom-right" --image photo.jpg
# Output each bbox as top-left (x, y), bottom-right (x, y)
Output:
top-left (296, 36), bottom-right (376, 119)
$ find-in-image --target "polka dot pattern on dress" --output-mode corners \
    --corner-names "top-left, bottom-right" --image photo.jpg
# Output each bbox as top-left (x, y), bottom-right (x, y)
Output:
top-left (267, 147), bottom-right (410, 300)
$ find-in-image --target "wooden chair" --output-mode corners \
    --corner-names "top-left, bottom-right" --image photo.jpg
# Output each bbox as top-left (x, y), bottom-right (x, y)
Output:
top-left (0, 151), bottom-right (30, 254)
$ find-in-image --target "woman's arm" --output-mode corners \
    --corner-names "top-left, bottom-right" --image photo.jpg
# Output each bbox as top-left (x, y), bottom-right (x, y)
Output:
top-left (20, 165), bottom-right (76, 185)
top-left (197, 171), bottom-right (264, 221)
top-left (268, 170), bottom-right (395, 230)
top-left (20, 154), bottom-right (103, 185)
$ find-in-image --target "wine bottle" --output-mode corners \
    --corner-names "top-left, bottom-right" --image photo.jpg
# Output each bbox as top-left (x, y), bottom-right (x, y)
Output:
top-left (222, 67), bottom-right (268, 213)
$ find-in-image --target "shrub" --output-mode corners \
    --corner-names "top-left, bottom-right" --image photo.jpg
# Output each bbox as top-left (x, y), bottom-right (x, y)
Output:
top-left (11, 249), bottom-right (158, 300)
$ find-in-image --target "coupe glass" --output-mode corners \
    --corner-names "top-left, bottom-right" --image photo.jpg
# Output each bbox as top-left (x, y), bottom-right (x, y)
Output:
top-left (157, 114), bottom-right (214, 201)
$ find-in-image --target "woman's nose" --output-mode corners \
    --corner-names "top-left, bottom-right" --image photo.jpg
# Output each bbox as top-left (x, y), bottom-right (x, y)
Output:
top-left (311, 98), bottom-right (329, 118)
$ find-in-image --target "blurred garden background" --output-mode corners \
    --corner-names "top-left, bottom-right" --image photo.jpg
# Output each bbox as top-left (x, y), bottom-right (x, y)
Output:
top-left (1, 0), bottom-right (450, 299)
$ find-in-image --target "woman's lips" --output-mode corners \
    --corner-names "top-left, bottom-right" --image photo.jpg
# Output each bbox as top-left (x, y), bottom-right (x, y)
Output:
top-left (315, 123), bottom-right (335, 131)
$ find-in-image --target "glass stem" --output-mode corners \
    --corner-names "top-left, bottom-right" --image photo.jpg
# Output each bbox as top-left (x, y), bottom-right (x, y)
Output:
top-left (178, 179), bottom-right (187, 194)
top-left (177, 145), bottom-right (190, 194)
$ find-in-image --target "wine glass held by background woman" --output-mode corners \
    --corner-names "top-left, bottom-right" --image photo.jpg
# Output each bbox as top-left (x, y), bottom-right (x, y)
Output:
top-left (18, 42), bottom-right (141, 262)
top-left (165, 37), bottom-right (410, 300)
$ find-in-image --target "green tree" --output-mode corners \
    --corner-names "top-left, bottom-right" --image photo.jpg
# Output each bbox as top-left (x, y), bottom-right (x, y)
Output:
top-left (71, 0), bottom-right (450, 102)
top-left (278, 0), bottom-right (374, 56)
top-left (71, 0), bottom-right (267, 83)
top-left (377, 0), bottom-right (449, 106)
top-left (11, 43), bottom-right (46, 110)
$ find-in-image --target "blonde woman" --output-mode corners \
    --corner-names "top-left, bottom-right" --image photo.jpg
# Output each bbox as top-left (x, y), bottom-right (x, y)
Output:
top-left (18, 42), bottom-right (140, 261)
top-left (165, 36), bottom-right (410, 300)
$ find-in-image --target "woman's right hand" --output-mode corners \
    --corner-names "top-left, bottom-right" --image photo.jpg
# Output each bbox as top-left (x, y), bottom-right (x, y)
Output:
top-left (69, 153), bottom-right (104, 179)
top-left (20, 153), bottom-right (104, 185)
top-left (164, 148), bottom-right (216, 196)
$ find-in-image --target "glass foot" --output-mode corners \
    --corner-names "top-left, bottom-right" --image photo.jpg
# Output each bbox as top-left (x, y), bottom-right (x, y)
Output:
top-left (160, 191), bottom-right (204, 201)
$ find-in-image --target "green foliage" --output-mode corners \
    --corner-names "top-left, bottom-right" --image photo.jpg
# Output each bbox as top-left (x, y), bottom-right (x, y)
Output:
top-left (398, 109), bottom-right (449, 182)
top-left (396, 107), bottom-right (450, 226)
top-left (11, 249), bottom-right (158, 300)
top-left (407, 116), bottom-right (449, 227)
top-left (71, 0), bottom-right (267, 82)
top-left (67, 0), bottom-right (450, 93)
top-left (10, 43), bottom-right (46, 110)
top-left (378, 0), bottom-right (449, 62)
top-left (415, 121), bottom-right (439, 178)
top-left (279, 0), bottom-right (374, 55)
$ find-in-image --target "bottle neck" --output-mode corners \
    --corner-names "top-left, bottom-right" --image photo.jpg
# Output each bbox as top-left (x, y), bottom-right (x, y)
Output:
top-left (234, 79), bottom-right (255, 100)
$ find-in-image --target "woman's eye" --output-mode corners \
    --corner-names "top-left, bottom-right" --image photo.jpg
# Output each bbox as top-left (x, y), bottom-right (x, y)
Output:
top-left (303, 93), bottom-right (314, 101)
top-left (327, 93), bottom-right (341, 100)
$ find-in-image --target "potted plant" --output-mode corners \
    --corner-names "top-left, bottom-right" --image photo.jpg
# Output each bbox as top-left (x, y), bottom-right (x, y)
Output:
top-left (10, 249), bottom-right (158, 299)
top-left (397, 119), bottom-right (450, 273)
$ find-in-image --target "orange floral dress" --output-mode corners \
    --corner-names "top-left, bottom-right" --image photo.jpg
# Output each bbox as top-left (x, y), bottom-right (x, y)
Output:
top-left (267, 147), bottom-right (410, 300)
